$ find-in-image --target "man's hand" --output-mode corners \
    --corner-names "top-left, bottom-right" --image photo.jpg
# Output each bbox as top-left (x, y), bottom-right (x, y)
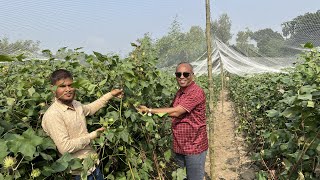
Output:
top-left (94, 127), bottom-right (106, 138)
top-left (110, 89), bottom-right (124, 98)
top-left (136, 105), bottom-right (149, 113)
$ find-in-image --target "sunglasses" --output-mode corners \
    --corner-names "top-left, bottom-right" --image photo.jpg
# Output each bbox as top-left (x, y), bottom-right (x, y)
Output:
top-left (175, 72), bottom-right (191, 78)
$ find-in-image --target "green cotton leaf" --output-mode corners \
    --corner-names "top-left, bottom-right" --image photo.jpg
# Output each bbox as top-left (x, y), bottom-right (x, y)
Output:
top-left (124, 110), bottom-right (132, 118)
top-left (42, 166), bottom-right (55, 176)
top-left (280, 77), bottom-right (291, 84)
top-left (28, 86), bottom-right (36, 96)
top-left (257, 171), bottom-right (268, 180)
top-left (172, 167), bottom-right (187, 180)
top-left (105, 131), bottom-right (115, 142)
top-left (126, 167), bottom-right (139, 179)
top-left (51, 161), bottom-right (69, 172)
top-left (81, 171), bottom-right (88, 180)
top-left (6, 134), bottom-right (24, 154)
top-left (307, 101), bottom-right (314, 107)
top-left (6, 97), bottom-right (15, 106)
top-left (125, 81), bottom-right (134, 89)
top-left (300, 85), bottom-right (316, 94)
top-left (142, 159), bottom-right (153, 172)
top-left (39, 137), bottom-right (56, 150)
top-left (280, 143), bottom-right (288, 151)
top-left (130, 113), bottom-right (137, 122)
top-left (298, 94), bottom-right (312, 100)
top-left (162, 89), bottom-right (172, 96)
top-left (0, 127), bottom-right (4, 136)
top-left (40, 152), bottom-right (53, 161)
top-left (69, 159), bottom-right (83, 170)
top-left (261, 149), bottom-right (272, 159)
top-left (88, 84), bottom-right (97, 94)
top-left (19, 142), bottom-right (36, 158)
top-left (82, 157), bottom-right (95, 172)
top-left (256, 104), bottom-right (261, 109)
top-left (72, 78), bottom-right (90, 88)
top-left (140, 81), bottom-right (148, 87)
top-left (124, 69), bottom-right (135, 77)
top-left (155, 133), bottom-right (161, 139)
top-left (22, 128), bottom-right (43, 146)
top-left (50, 154), bottom-right (72, 172)
top-left (156, 113), bottom-right (167, 117)
top-left (270, 133), bottom-right (279, 147)
top-left (6, 129), bottom-right (43, 158)
top-left (118, 129), bottom-right (129, 143)
top-left (304, 42), bottom-right (314, 49)
top-left (98, 79), bottom-right (107, 86)
top-left (281, 108), bottom-right (296, 118)
top-left (0, 140), bottom-right (8, 162)
top-left (262, 132), bottom-right (271, 138)
top-left (164, 150), bottom-right (171, 162)
top-left (117, 176), bottom-right (126, 180)
top-left (106, 174), bottom-right (115, 179)
top-left (58, 153), bottom-right (73, 163)
top-left (266, 109), bottom-right (279, 117)
top-left (283, 158), bottom-right (293, 171)
top-left (51, 85), bottom-right (58, 92)
top-left (131, 42), bottom-right (138, 47)
top-left (280, 96), bottom-right (296, 105)
top-left (287, 150), bottom-right (308, 161)
top-left (302, 154), bottom-right (310, 160)
top-left (0, 54), bottom-right (15, 62)
top-left (316, 143), bottom-right (320, 154)
top-left (13, 169), bottom-right (21, 179)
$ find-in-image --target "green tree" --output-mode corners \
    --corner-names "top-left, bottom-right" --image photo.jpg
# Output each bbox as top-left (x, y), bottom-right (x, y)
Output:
top-left (211, 13), bottom-right (232, 44)
top-left (0, 37), bottom-right (40, 56)
top-left (182, 26), bottom-right (206, 62)
top-left (235, 28), bottom-right (257, 56)
top-left (251, 28), bottom-right (286, 57)
top-left (156, 18), bottom-right (206, 67)
top-left (156, 17), bottom-right (184, 67)
top-left (282, 10), bottom-right (320, 47)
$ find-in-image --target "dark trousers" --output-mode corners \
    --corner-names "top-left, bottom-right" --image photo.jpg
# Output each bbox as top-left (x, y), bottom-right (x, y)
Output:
top-left (73, 167), bottom-right (103, 180)
top-left (175, 150), bottom-right (207, 180)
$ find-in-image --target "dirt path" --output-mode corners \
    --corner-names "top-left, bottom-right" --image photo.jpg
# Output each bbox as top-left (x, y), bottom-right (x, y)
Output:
top-left (205, 90), bottom-right (256, 180)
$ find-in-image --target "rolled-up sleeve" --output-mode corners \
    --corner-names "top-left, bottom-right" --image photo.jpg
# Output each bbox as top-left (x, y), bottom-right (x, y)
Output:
top-left (83, 92), bottom-right (113, 116)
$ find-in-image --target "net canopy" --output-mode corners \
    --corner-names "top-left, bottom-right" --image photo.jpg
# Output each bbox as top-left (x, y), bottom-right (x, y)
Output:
top-left (191, 38), bottom-right (299, 76)
top-left (0, 1), bottom-right (319, 77)
top-left (190, 9), bottom-right (320, 76)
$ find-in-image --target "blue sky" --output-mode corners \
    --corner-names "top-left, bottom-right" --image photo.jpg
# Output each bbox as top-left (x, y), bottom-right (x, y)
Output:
top-left (0, 0), bottom-right (319, 56)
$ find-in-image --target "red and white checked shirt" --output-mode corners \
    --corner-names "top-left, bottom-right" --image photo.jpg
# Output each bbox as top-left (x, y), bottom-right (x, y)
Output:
top-left (172, 81), bottom-right (208, 155)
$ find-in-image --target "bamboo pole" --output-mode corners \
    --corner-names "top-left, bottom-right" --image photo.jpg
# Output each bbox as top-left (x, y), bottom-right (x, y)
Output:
top-left (205, 0), bottom-right (215, 179)
top-left (220, 53), bottom-right (224, 113)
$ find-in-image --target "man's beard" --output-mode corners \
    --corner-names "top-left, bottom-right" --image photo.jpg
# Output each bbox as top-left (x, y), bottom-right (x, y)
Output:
top-left (60, 98), bottom-right (73, 105)
top-left (58, 91), bottom-right (75, 106)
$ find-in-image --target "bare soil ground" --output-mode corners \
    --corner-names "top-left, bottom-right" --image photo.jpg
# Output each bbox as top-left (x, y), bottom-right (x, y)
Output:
top-left (204, 90), bottom-right (257, 180)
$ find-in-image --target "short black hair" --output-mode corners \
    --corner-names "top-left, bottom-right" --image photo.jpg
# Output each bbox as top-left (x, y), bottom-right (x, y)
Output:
top-left (50, 69), bottom-right (73, 85)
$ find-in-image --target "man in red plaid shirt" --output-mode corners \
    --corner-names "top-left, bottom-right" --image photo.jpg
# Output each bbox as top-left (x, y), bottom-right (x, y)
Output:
top-left (137, 62), bottom-right (208, 180)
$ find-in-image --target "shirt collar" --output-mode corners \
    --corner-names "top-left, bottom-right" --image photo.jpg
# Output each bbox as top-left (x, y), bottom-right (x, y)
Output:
top-left (178, 81), bottom-right (195, 95)
top-left (53, 98), bottom-right (75, 111)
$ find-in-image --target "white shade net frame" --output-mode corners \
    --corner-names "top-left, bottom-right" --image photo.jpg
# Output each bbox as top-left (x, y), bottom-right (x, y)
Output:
top-left (191, 38), bottom-right (300, 76)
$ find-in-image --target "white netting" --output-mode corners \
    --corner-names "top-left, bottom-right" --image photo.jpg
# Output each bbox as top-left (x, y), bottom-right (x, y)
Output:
top-left (191, 10), bottom-right (320, 76)
top-left (191, 39), bottom-right (299, 76)
top-left (0, 2), bottom-right (319, 76)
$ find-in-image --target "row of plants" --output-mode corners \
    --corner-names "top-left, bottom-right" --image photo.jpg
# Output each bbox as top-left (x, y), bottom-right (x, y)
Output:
top-left (0, 42), bottom-right (190, 179)
top-left (228, 43), bottom-right (320, 179)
